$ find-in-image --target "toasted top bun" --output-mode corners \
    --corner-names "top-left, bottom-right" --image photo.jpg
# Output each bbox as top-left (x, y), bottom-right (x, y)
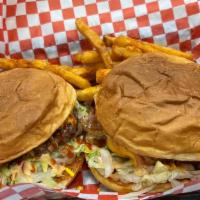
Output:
top-left (0, 68), bottom-right (76, 163)
top-left (96, 53), bottom-right (200, 161)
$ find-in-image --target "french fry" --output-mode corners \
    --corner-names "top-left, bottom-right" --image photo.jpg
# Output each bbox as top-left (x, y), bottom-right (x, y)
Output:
top-left (147, 41), bottom-right (193, 60)
top-left (98, 46), bottom-right (113, 68)
top-left (0, 58), bottom-right (17, 69)
top-left (74, 49), bottom-right (121, 63)
top-left (0, 58), bottom-right (91, 89)
top-left (112, 45), bottom-right (142, 60)
top-left (91, 62), bottom-right (107, 68)
top-left (76, 19), bottom-right (113, 68)
top-left (103, 35), bottom-right (116, 47)
top-left (0, 58), bottom-right (51, 70)
top-left (113, 61), bottom-right (121, 65)
top-left (126, 46), bottom-right (143, 52)
top-left (74, 51), bottom-right (102, 64)
top-left (70, 65), bottom-right (103, 80)
top-left (0, 58), bottom-right (46, 70)
top-left (42, 64), bottom-right (91, 89)
top-left (114, 36), bottom-right (134, 47)
top-left (96, 68), bottom-right (111, 83)
top-left (77, 85), bottom-right (101, 101)
top-left (13, 59), bottom-right (49, 69)
top-left (114, 36), bottom-right (193, 60)
top-left (29, 59), bottom-right (50, 69)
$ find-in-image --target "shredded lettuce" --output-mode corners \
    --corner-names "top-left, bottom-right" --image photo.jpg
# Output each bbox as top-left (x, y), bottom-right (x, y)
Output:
top-left (81, 144), bottom-right (200, 189)
top-left (75, 144), bottom-right (91, 155)
top-left (0, 155), bottom-right (68, 188)
top-left (69, 140), bottom-right (104, 169)
top-left (51, 151), bottom-right (61, 159)
top-left (69, 140), bottom-right (108, 169)
top-left (0, 166), bottom-right (11, 177)
top-left (0, 139), bottom-right (81, 188)
top-left (75, 101), bottom-right (89, 120)
top-left (40, 176), bottom-right (58, 188)
top-left (153, 161), bottom-right (169, 174)
top-left (70, 141), bottom-right (91, 155)
top-left (0, 166), bottom-right (11, 185)
top-left (87, 150), bottom-right (104, 169)
top-left (40, 154), bottom-right (52, 172)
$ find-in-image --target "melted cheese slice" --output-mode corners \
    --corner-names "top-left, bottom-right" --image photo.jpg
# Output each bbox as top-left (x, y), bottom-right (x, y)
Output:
top-left (106, 137), bottom-right (144, 167)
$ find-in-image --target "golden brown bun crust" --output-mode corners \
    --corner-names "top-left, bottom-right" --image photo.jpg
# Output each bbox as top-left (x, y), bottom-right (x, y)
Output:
top-left (96, 53), bottom-right (200, 161)
top-left (0, 68), bottom-right (76, 163)
top-left (90, 168), bottom-right (133, 193)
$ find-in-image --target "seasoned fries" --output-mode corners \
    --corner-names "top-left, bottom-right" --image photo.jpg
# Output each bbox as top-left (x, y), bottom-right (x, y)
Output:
top-left (0, 58), bottom-right (90, 89)
top-left (74, 51), bottom-right (102, 64)
top-left (0, 18), bottom-right (194, 101)
top-left (45, 64), bottom-right (91, 89)
top-left (0, 58), bottom-right (48, 70)
top-left (112, 46), bottom-right (142, 60)
top-left (70, 65), bottom-right (103, 80)
top-left (76, 19), bottom-right (113, 68)
top-left (74, 49), bottom-right (121, 63)
top-left (77, 85), bottom-right (101, 101)
top-left (96, 69), bottom-right (111, 83)
top-left (114, 36), bottom-right (133, 47)
top-left (0, 58), bottom-right (17, 69)
top-left (147, 41), bottom-right (193, 60)
top-left (25, 59), bottom-right (49, 69)
top-left (103, 35), bottom-right (116, 47)
top-left (114, 36), bottom-right (193, 60)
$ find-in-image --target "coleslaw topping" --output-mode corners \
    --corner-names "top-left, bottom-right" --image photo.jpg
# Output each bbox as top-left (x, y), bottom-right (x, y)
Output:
top-left (70, 142), bottom-right (200, 191)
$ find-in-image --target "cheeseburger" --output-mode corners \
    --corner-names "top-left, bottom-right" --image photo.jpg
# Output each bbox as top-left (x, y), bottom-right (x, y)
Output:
top-left (0, 68), bottom-right (89, 189)
top-left (79, 53), bottom-right (200, 194)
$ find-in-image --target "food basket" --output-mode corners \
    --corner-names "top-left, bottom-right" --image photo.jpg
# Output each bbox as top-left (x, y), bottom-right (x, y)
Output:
top-left (0, 0), bottom-right (200, 199)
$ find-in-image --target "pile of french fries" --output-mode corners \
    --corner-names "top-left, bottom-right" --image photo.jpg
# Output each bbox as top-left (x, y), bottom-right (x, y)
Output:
top-left (0, 19), bottom-right (193, 101)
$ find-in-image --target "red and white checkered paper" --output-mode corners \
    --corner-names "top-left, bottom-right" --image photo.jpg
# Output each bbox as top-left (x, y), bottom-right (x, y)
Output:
top-left (0, 0), bottom-right (200, 199)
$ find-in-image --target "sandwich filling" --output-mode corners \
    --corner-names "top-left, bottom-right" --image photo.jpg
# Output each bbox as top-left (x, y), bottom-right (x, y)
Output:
top-left (0, 102), bottom-right (89, 189)
top-left (75, 142), bottom-right (200, 192)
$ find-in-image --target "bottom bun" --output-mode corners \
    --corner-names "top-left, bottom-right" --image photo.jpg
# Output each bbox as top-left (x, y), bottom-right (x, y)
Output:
top-left (151, 179), bottom-right (189, 193)
top-left (90, 168), bottom-right (133, 193)
top-left (63, 155), bottom-right (85, 187)
top-left (90, 167), bottom-right (190, 194)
